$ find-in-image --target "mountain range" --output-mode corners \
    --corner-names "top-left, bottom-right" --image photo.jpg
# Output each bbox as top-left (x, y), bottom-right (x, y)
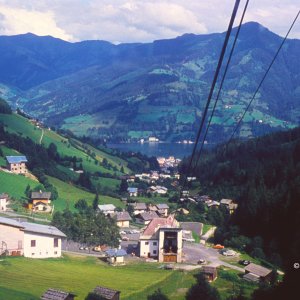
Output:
top-left (0, 22), bottom-right (299, 143)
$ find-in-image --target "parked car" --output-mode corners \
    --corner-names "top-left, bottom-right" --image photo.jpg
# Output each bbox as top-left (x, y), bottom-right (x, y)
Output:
top-left (239, 260), bottom-right (251, 266)
top-left (197, 259), bottom-right (206, 264)
top-left (122, 236), bottom-right (129, 241)
top-left (120, 231), bottom-right (126, 235)
top-left (79, 246), bottom-right (84, 250)
top-left (93, 246), bottom-right (102, 252)
top-left (213, 244), bottom-right (224, 249)
top-left (84, 247), bottom-right (89, 250)
top-left (221, 249), bottom-right (236, 256)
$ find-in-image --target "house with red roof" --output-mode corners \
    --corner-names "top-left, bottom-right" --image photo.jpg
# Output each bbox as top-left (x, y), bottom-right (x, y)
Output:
top-left (139, 215), bottom-right (183, 263)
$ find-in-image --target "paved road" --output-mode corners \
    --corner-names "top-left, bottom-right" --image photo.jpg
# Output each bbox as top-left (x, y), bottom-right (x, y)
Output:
top-left (0, 210), bottom-right (51, 223)
top-left (39, 129), bottom-right (44, 144)
top-left (183, 242), bottom-right (244, 272)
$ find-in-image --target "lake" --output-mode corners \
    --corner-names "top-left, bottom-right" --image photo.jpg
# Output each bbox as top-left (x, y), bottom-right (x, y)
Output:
top-left (107, 142), bottom-right (195, 158)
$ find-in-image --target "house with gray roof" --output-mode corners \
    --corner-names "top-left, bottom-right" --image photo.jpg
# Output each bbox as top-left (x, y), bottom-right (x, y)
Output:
top-left (0, 216), bottom-right (66, 258)
top-left (6, 155), bottom-right (28, 174)
top-left (110, 211), bottom-right (132, 227)
top-left (244, 263), bottom-right (272, 282)
top-left (135, 211), bottom-right (159, 225)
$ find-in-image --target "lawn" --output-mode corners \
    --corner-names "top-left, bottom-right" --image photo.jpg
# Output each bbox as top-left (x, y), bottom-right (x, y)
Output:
top-left (0, 255), bottom-right (195, 300)
top-left (47, 176), bottom-right (124, 211)
top-left (0, 170), bottom-right (40, 200)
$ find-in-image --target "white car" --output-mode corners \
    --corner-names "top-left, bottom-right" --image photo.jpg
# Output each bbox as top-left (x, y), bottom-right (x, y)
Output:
top-left (222, 249), bottom-right (236, 256)
top-left (120, 231), bottom-right (126, 235)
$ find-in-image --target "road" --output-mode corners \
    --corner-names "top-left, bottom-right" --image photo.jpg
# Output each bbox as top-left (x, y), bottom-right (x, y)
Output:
top-left (183, 242), bottom-right (244, 272)
top-left (0, 210), bottom-right (51, 223)
top-left (39, 128), bottom-right (44, 144)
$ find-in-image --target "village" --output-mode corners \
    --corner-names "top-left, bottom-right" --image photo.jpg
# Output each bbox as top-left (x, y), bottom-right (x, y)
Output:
top-left (0, 153), bottom-right (276, 300)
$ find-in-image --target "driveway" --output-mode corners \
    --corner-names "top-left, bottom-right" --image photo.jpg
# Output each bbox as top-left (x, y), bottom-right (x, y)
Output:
top-left (183, 242), bottom-right (244, 272)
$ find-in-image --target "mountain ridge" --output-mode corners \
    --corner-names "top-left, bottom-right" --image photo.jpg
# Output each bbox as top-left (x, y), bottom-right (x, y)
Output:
top-left (0, 22), bottom-right (299, 143)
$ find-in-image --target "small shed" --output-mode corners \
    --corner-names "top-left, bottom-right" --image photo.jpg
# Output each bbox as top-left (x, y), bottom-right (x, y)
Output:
top-left (244, 263), bottom-right (272, 282)
top-left (41, 288), bottom-right (76, 300)
top-left (92, 286), bottom-right (120, 300)
top-left (201, 266), bottom-right (218, 282)
top-left (105, 248), bottom-right (127, 264)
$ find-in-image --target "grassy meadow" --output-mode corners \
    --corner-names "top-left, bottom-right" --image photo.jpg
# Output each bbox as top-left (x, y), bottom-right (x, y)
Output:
top-left (0, 255), bottom-right (196, 300)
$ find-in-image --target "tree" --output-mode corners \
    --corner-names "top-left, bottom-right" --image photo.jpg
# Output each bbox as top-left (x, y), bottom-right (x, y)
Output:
top-left (93, 192), bottom-right (99, 210)
top-left (75, 199), bottom-right (88, 212)
top-left (25, 184), bottom-right (31, 198)
top-left (119, 179), bottom-right (128, 193)
top-left (186, 273), bottom-right (220, 300)
top-left (147, 289), bottom-right (169, 300)
top-left (0, 98), bottom-right (12, 114)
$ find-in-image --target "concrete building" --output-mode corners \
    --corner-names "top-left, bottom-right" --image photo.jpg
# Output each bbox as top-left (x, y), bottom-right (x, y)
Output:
top-left (0, 193), bottom-right (9, 211)
top-left (0, 216), bottom-right (65, 258)
top-left (139, 215), bottom-right (183, 263)
top-left (6, 156), bottom-right (28, 174)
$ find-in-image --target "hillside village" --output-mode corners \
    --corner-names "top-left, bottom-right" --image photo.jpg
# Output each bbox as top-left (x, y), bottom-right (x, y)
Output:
top-left (0, 101), bottom-right (291, 300)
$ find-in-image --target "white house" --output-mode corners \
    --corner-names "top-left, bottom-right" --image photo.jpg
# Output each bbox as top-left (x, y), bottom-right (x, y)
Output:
top-left (0, 193), bottom-right (9, 211)
top-left (127, 187), bottom-right (138, 197)
top-left (129, 202), bottom-right (147, 215)
top-left (6, 156), bottom-right (28, 174)
top-left (139, 215), bottom-right (183, 263)
top-left (0, 217), bottom-right (65, 258)
top-left (98, 204), bottom-right (116, 216)
top-left (22, 222), bottom-right (66, 258)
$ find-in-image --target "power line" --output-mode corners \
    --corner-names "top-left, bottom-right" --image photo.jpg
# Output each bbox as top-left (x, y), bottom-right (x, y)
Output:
top-left (192, 0), bottom-right (250, 173)
top-left (180, 0), bottom-right (241, 194)
top-left (227, 9), bottom-right (300, 144)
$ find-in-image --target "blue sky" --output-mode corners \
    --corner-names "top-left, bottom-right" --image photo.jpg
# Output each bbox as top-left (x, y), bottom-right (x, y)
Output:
top-left (0, 0), bottom-right (299, 43)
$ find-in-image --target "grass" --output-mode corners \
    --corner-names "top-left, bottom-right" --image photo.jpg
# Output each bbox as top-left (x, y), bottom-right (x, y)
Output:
top-left (0, 113), bottom-right (130, 175)
top-left (47, 176), bottom-right (124, 211)
top-left (0, 170), bottom-right (40, 200)
top-left (0, 255), bottom-right (195, 300)
top-left (202, 224), bottom-right (213, 235)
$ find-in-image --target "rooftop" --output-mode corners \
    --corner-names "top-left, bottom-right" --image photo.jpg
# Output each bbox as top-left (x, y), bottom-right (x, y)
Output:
top-left (98, 204), bottom-right (116, 211)
top-left (6, 155), bottom-right (28, 164)
top-left (142, 215), bottom-right (179, 236)
top-left (0, 216), bottom-right (24, 228)
top-left (130, 202), bottom-right (147, 210)
top-left (156, 203), bottom-right (169, 209)
top-left (137, 211), bottom-right (159, 221)
top-left (110, 211), bottom-right (132, 222)
top-left (127, 187), bottom-right (138, 193)
top-left (31, 191), bottom-right (52, 199)
top-left (41, 288), bottom-right (76, 300)
top-left (93, 286), bottom-right (120, 300)
top-left (22, 222), bottom-right (66, 238)
top-left (245, 263), bottom-right (272, 277)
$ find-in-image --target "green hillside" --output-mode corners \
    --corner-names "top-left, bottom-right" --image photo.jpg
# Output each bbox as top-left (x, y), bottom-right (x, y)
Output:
top-left (47, 176), bottom-right (123, 211)
top-left (0, 170), bottom-right (40, 200)
top-left (0, 113), bottom-right (130, 175)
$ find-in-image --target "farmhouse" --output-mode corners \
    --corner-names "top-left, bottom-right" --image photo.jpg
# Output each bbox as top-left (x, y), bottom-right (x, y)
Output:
top-left (129, 202), bottom-right (147, 215)
top-left (244, 263), bottom-right (272, 282)
top-left (155, 203), bottom-right (169, 217)
top-left (135, 211), bottom-right (159, 225)
top-left (127, 187), bottom-right (138, 197)
top-left (98, 204), bottom-right (116, 216)
top-left (0, 193), bottom-right (9, 211)
top-left (110, 211), bottom-right (132, 227)
top-left (139, 215), bottom-right (183, 263)
top-left (148, 185), bottom-right (168, 195)
top-left (41, 288), bottom-right (76, 300)
top-left (91, 286), bottom-right (120, 300)
top-left (0, 216), bottom-right (66, 258)
top-left (30, 191), bottom-right (52, 212)
top-left (6, 155), bottom-right (28, 174)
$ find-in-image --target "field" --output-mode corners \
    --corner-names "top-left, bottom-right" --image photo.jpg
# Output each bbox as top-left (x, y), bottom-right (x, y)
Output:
top-left (0, 170), bottom-right (40, 200)
top-left (0, 255), bottom-right (196, 300)
top-left (47, 176), bottom-right (124, 211)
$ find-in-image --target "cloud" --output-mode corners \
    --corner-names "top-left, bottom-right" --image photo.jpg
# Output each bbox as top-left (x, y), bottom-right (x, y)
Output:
top-left (0, 0), bottom-right (299, 42)
top-left (0, 3), bottom-right (73, 40)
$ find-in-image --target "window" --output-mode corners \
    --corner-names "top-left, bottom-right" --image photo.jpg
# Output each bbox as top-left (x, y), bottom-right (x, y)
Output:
top-left (54, 238), bottom-right (59, 248)
top-left (153, 242), bottom-right (157, 246)
top-left (145, 242), bottom-right (149, 245)
top-left (18, 240), bottom-right (22, 249)
top-left (54, 251), bottom-right (58, 255)
top-left (153, 250), bottom-right (157, 255)
top-left (31, 240), bottom-right (36, 247)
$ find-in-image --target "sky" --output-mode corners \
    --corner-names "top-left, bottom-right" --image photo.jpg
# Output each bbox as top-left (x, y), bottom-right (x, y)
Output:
top-left (0, 0), bottom-right (299, 43)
